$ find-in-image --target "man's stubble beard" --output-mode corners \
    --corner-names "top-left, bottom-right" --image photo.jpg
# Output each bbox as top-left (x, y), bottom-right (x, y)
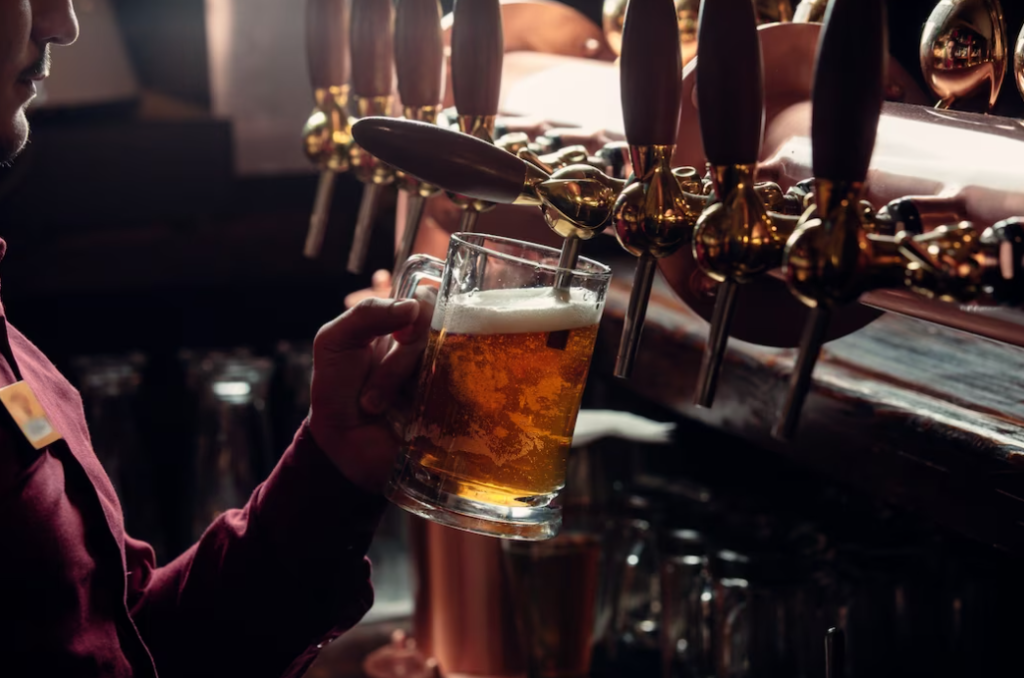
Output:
top-left (0, 110), bottom-right (29, 167)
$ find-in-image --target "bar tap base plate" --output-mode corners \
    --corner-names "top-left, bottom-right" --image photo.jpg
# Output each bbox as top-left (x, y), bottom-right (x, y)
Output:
top-left (386, 458), bottom-right (561, 542)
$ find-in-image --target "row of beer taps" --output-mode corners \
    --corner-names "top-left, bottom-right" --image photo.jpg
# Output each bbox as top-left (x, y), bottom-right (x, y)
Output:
top-left (301, 0), bottom-right (618, 275)
top-left (306, 0), bottom-right (1024, 443)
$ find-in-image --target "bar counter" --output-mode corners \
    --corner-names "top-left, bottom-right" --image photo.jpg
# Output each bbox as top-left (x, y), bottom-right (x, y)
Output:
top-left (595, 257), bottom-right (1024, 555)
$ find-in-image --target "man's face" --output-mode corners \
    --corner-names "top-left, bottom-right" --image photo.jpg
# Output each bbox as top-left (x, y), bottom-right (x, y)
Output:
top-left (0, 0), bottom-right (78, 163)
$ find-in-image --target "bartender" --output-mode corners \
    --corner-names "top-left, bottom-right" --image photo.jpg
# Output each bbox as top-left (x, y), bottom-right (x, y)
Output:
top-left (0, 1), bottom-right (431, 677)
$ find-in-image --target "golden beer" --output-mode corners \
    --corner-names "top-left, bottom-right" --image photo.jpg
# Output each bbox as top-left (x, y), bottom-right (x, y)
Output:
top-left (404, 287), bottom-right (602, 507)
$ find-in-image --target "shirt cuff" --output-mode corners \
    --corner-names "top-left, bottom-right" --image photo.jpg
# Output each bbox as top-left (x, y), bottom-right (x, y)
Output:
top-left (253, 421), bottom-right (389, 570)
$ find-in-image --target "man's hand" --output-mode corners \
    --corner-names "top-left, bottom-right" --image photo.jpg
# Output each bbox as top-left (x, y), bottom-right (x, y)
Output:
top-left (307, 296), bottom-right (432, 493)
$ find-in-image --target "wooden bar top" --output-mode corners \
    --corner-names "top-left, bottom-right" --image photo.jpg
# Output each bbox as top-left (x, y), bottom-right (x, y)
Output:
top-left (595, 257), bottom-right (1024, 555)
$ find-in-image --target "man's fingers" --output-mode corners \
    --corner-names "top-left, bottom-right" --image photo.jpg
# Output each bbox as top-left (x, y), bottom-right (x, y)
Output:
top-left (314, 298), bottom-right (420, 356)
top-left (360, 300), bottom-right (433, 415)
top-left (393, 287), bottom-right (436, 346)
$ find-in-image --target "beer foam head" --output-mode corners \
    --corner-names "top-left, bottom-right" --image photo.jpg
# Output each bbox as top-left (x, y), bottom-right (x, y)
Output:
top-left (435, 287), bottom-right (602, 334)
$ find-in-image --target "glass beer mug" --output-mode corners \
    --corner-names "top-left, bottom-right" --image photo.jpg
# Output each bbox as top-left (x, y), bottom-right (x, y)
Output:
top-left (388, 233), bottom-right (611, 540)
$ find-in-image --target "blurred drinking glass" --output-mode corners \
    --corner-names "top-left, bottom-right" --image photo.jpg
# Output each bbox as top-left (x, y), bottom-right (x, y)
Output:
top-left (503, 531), bottom-right (604, 678)
top-left (183, 350), bottom-right (274, 542)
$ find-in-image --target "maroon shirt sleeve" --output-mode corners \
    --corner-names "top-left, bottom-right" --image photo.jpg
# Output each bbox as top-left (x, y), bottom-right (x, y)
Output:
top-left (126, 421), bottom-right (389, 678)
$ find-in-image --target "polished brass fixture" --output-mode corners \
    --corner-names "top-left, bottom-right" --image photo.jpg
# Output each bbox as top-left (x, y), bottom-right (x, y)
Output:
top-left (898, 218), bottom-right (1024, 306)
top-left (346, 0), bottom-right (396, 275)
top-left (302, 0), bottom-right (353, 259)
top-left (604, 0), bottom-right (792, 62)
top-left (691, 0), bottom-right (789, 408)
top-left (448, 0), bottom-right (504, 234)
top-left (774, 0), bottom-right (888, 441)
top-left (920, 0), bottom-right (1007, 111)
top-left (393, 0), bottom-right (445, 270)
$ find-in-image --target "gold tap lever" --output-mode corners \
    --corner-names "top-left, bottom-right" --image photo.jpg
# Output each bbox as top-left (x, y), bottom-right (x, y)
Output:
top-left (612, 0), bottom-right (701, 379)
top-left (393, 0), bottom-right (445, 271)
top-left (352, 118), bottom-right (625, 268)
top-left (347, 0), bottom-right (395, 275)
top-left (449, 0), bottom-right (504, 234)
top-left (302, 0), bottom-right (352, 259)
top-left (773, 0), bottom-right (888, 442)
top-left (691, 0), bottom-right (781, 408)
top-left (352, 119), bottom-right (546, 205)
top-left (920, 0), bottom-right (1007, 112)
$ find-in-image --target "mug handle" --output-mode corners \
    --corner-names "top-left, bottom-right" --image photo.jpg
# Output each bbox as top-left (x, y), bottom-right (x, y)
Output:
top-left (382, 253), bottom-right (445, 440)
top-left (392, 253), bottom-right (446, 301)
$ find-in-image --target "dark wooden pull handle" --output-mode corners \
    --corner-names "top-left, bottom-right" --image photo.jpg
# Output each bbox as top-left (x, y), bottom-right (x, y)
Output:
top-left (696, 0), bottom-right (764, 165)
top-left (352, 118), bottom-right (528, 202)
top-left (620, 0), bottom-right (682, 146)
top-left (812, 0), bottom-right (887, 183)
top-left (351, 0), bottom-right (395, 98)
top-left (395, 0), bottom-right (444, 108)
top-left (307, 0), bottom-right (351, 91)
top-left (451, 0), bottom-right (503, 116)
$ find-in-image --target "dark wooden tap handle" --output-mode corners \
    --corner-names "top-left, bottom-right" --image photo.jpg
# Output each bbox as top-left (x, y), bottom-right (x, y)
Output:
top-left (307, 0), bottom-right (351, 91)
top-left (696, 0), bottom-right (764, 165)
top-left (351, 0), bottom-right (394, 98)
top-left (352, 118), bottom-right (531, 202)
top-left (451, 0), bottom-right (503, 116)
top-left (395, 0), bottom-right (444, 108)
top-left (620, 0), bottom-right (682, 147)
top-left (811, 0), bottom-right (886, 183)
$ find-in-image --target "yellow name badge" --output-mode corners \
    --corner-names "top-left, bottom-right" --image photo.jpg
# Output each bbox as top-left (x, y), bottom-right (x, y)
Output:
top-left (0, 381), bottom-right (62, 449)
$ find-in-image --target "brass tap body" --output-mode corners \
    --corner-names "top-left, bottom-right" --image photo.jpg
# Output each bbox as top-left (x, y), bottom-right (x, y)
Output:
top-left (614, 145), bottom-right (703, 259)
top-left (783, 179), bottom-right (905, 307)
top-left (303, 85), bottom-right (355, 172)
top-left (693, 164), bottom-right (787, 285)
top-left (900, 218), bottom-right (1024, 305)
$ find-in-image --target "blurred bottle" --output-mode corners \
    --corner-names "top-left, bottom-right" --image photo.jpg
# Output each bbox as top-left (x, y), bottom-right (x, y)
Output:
top-left (73, 353), bottom-right (163, 557)
top-left (659, 529), bottom-right (711, 678)
top-left (183, 350), bottom-right (274, 541)
top-left (504, 532), bottom-right (605, 678)
top-left (607, 492), bottom-right (663, 656)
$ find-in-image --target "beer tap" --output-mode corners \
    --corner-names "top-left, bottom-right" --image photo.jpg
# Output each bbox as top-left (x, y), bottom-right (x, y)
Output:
top-left (351, 117), bottom-right (625, 279)
top-left (449, 0), bottom-right (504, 234)
top-left (302, 0), bottom-right (352, 259)
top-left (351, 118), bottom-right (550, 209)
top-left (691, 0), bottom-right (787, 408)
top-left (393, 0), bottom-right (444, 270)
top-left (347, 0), bottom-right (395, 275)
top-left (920, 0), bottom-right (1007, 111)
top-left (773, 0), bottom-right (889, 441)
top-left (611, 0), bottom-right (703, 379)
